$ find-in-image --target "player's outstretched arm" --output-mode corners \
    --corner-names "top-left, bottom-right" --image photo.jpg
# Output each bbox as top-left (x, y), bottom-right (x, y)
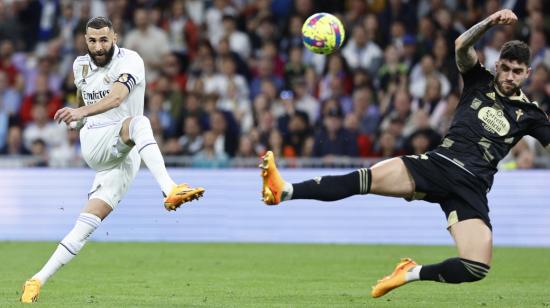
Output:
top-left (54, 82), bottom-right (129, 124)
top-left (455, 9), bottom-right (517, 73)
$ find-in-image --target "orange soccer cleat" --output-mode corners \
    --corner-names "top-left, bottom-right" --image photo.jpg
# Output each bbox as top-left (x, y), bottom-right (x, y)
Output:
top-left (371, 258), bottom-right (417, 298)
top-left (259, 151), bottom-right (287, 205)
top-left (21, 279), bottom-right (41, 303)
top-left (164, 183), bottom-right (205, 211)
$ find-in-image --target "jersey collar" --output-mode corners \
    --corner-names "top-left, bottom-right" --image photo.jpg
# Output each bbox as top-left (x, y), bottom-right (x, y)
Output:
top-left (88, 44), bottom-right (120, 71)
top-left (494, 84), bottom-right (530, 103)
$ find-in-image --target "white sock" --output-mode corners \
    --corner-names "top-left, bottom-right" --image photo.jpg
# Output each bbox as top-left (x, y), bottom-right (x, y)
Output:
top-left (130, 116), bottom-right (176, 195)
top-left (281, 182), bottom-right (293, 201)
top-left (32, 213), bottom-right (101, 285)
top-left (405, 265), bottom-right (422, 282)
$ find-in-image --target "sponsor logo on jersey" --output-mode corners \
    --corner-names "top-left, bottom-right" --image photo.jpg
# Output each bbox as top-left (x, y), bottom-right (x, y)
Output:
top-left (82, 89), bottom-right (110, 104)
top-left (477, 107), bottom-right (510, 136)
top-left (485, 92), bottom-right (495, 101)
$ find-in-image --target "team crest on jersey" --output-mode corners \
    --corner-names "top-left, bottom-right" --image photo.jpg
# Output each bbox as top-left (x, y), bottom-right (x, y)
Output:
top-left (81, 64), bottom-right (89, 84)
top-left (118, 74), bottom-right (129, 83)
top-left (477, 107), bottom-right (510, 136)
top-left (515, 109), bottom-right (524, 121)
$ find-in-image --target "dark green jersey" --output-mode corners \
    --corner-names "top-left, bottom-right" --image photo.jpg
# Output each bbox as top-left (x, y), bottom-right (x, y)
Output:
top-left (435, 62), bottom-right (550, 188)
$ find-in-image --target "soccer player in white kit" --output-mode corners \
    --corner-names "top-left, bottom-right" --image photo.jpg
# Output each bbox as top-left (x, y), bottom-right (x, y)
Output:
top-left (21, 17), bottom-right (205, 303)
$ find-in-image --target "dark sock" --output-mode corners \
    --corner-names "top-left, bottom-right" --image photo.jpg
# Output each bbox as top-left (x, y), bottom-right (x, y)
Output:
top-left (291, 168), bottom-right (371, 201)
top-left (419, 257), bottom-right (490, 283)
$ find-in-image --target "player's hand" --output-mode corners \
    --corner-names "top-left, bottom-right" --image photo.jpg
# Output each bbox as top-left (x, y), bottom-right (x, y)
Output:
top-left (488, 9), bottom-right (518, 26)
top-left (54, 107), bottom-right (86, 125)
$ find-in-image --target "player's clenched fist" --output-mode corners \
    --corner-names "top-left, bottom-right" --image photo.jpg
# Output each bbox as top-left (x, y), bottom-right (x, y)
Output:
top-left (488, 9), bottom-right (518, 26)
top-left (54, 107), bottom-right (85, 124)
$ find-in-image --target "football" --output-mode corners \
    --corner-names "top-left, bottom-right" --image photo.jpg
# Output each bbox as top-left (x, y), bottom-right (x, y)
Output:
top-left (302, 13), bottom-right (346, 54)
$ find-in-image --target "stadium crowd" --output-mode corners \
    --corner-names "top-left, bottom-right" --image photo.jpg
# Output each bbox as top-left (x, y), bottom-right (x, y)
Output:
top-left (0, 0), bottom-right (549, 168)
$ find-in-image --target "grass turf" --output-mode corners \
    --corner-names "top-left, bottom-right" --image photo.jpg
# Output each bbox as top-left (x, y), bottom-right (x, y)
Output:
top-left (1, 242), bottom-right (549, 307)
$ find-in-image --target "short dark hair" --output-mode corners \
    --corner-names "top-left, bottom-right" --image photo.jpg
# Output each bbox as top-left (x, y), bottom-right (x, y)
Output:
top-left (500, 40), bottom-right (530, 66)
top-left (86, 16), bottom-right (113, 31)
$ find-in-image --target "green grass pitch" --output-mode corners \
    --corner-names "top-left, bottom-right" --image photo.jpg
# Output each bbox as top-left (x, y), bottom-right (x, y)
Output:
top-left (2, 242), bottom-right (549, 307)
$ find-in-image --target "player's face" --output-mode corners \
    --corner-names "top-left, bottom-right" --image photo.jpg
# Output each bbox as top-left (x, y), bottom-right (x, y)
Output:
top-left (494, 59), bottom-right (530, 96)
top-left (85, 27), bottom-right (117, 67)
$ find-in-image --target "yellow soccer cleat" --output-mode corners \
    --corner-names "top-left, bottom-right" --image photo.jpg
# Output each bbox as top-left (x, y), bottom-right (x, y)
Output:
top-left (259, 151), bottom-right (287, 205)
top-left (164, 183), bottom-right (205, 211)
top-left (371, 258), bottom-right (417, 298)
top-left (21, 279), bottom-right (41, 303)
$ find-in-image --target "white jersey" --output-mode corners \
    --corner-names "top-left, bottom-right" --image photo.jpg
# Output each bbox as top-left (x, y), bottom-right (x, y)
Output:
top-left (72, 45), bottom-right (145, 125)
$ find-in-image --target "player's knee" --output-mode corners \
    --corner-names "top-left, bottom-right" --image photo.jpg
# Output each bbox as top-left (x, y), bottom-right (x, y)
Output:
top-left (129, 115), bottom-right (151, 136)
top-left (460, 258), bottom-right (490, 282)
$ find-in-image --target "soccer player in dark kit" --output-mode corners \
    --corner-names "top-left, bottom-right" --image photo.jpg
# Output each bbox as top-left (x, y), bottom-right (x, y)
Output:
top-left (260, 9), bottom-right (550, 298)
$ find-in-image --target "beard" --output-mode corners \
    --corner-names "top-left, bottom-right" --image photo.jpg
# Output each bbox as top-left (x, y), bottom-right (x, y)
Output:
top-left (494, 75), bottom-right (520, 97)
top-left (88, 43), bottom-right (115, 67)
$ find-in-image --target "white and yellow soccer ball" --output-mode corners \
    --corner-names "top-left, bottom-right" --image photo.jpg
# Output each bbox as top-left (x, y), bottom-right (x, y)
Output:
top-left (302, 13), bottom-right (346, 55)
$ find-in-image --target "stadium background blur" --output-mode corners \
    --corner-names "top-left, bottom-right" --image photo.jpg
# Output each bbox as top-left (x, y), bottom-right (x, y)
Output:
top-left (1, 0), bottom-right (549, 169)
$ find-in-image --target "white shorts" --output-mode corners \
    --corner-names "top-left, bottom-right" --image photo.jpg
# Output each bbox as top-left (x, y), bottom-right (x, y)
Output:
top-left (80, 119), bottom-right (141, 208)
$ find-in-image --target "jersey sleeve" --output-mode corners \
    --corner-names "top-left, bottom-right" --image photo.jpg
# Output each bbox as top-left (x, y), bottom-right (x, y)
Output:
top-left (461, 61), bottom-right (493, 90)
top-left (114, 51), bottom-right (145, 92)
top-left (529, 112), bottom-right (550, 148)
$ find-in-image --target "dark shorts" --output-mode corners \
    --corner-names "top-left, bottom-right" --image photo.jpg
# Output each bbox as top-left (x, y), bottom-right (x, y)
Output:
top-left (400, 152), bottom-right (492, 230)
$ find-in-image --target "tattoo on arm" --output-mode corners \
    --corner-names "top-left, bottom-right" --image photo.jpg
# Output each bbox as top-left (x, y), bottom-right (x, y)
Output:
top-left (455, 18), bottom-right (492, 73)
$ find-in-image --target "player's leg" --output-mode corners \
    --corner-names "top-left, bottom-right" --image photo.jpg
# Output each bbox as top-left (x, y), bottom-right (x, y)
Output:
top-left (260, 151), bottom-right (414, 205)
top-left (371, 218), bottom-right (492, 298)
top-left (119, 116), bottom-right (204, 210)
top-left (21, 199), bottom-right (110, 303)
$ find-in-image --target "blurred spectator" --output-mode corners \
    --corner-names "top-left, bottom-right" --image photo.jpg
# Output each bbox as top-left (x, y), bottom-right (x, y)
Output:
top-left (49, 129), bottom-right (82, 167)
top-left (208, 110), bottom-right (238, 157)
top-left (192, 130), bottom-right (229, 168)
top-left (163, 0), bottom-right (199, 58)
top-left (342, 23), bottom-right (383, 75)
top-left (235, 133), bottom-right (258, 158)
top-left (22, 104), bottom-right (67, 152)
top-left (529, 30), bottom-right (550, 71)
top-left (24, 54), bottom-right (63, 96)
top-left (432, 34), bottom-right (459, 89)
top-left (318, 53), bottom-right (352, 103)
top-left (146, 91), bottom-right (175, 137)
top-left (525, 64), bottom-right (550, 113)
top-left (351, 87), bottom-right (380, 135)
top-left (279, 15), bottom-right (303, 54)
top-left (372, 128), bottom-right (404, 158)
top-left (175, 115), bottom-right (204, 156)
top-left (0, 125), bottom-right (29, 155)
top-left (409, 54), bottom-right (450, 99)
top-left (313, 106), bottom-right (358, 157)
top-left (205, 0), bottom-right (237, 47)
top-left (250, 54), bottom-right (284, 99)
top-left (483, 29), bottom-right (507, 72)
top-left (28, 138), bottom-right (49, 167)
top-left (0, 71), bottom-right (22, 116)
top-left (283, 111), bottom-right (313, 157)
top-left (344, 112), bottom-right (373, 157)
top-left (221, 14), bottom-right (252, 60)
top-left (124, 8), bottom-right (171, 81)
top-left (378, 44), bottom-right (408, 92)
top-left (19, 73), bottom-right (63, 125)
top-left (291, 78), bottom-right (319, 125)
top-left (0, 40), bottom-right (24, 91)
top-left (0, 2), bottom-right (22, 42)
